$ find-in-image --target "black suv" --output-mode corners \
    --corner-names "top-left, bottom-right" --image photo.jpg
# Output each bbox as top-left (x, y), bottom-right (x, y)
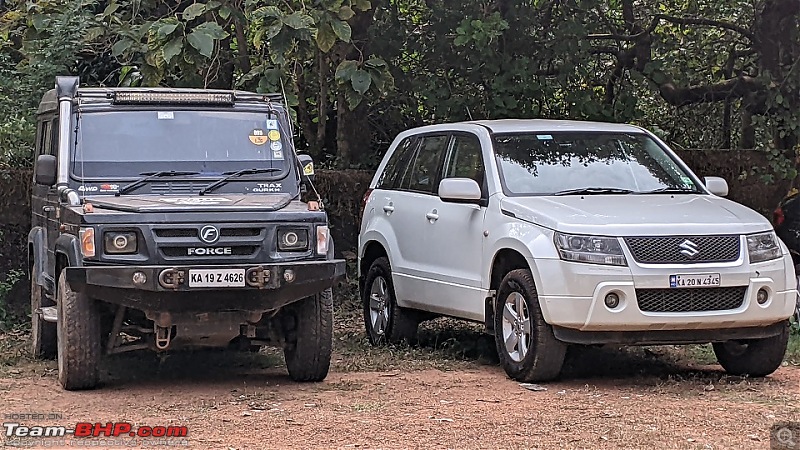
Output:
top-left (28, 76), bottom-right (345, 390)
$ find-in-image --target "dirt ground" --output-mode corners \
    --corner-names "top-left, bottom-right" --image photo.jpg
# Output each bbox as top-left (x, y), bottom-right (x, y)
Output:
top-left (1, 293), bottom-right (799, 450)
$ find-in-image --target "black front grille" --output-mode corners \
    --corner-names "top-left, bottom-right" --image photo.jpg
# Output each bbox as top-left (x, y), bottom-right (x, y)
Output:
top-left (154, 228), bottom-right (197, 238)
top-left (221, 228), bottom-right (261, 237)
top-left (636, 287), bottom-right (747, 312)
top-left (624, 235), bottom-right (740, 264)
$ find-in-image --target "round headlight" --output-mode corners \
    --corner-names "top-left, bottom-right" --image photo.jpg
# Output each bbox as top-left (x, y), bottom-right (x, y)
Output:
top-left (283, 231), bottom-right (299, 246)
top-left (113, 235), bottom-right (129, 250)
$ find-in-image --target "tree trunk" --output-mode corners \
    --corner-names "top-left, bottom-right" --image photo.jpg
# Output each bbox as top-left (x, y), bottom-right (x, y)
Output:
top-left (333, 3), bottom-right (379, 168)
top-left (336, 92), bottom-right (368, 167)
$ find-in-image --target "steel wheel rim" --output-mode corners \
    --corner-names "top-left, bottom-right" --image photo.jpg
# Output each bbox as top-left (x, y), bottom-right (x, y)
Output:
top-left (501, 292), bottom-right (532, 362)
top-left (369, 276), bottom-right (390, 336)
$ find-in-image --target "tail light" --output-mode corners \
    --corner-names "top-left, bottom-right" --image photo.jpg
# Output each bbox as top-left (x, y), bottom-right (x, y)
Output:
top-left (361, 188), bottom-right (373, 217)
top-left (774, 206), bottom-right (785, 227)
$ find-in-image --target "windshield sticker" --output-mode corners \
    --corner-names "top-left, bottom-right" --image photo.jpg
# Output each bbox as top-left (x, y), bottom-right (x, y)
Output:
top-left (536, 134), bottom-right (553, 140)
top-left (273, 149), bottom-right (284, 160)
top-left (266, 119), bottom-right (278, 130)
top-left (252, 182), bottom-right (282, 193)
top-left (303, 162), bottom-right (315, 176)
top-left (249, 129), bottom-right (268, 145)
top-left (680, 176), bottom-right (693, 186)
top-left (158, 197), bottom-right (231, 205)
top-left (268, 130), bottom-right (280, 141)
top-left (270, 141), bottom-right (282, 151)
top-left (158, 111), bottom-right (174, 120)
top-left (100, 183), bottom-right (119, 192)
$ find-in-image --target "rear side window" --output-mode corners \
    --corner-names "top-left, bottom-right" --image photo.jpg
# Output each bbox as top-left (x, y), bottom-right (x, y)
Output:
top-left (375, 136), bottom-right (416, 190)
top-left (400, 135), bottom-right (449, 194)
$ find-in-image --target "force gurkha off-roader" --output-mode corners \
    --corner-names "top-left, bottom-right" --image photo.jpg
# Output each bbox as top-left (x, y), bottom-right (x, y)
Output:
top-left (28, 76), bottom-right (345, 390)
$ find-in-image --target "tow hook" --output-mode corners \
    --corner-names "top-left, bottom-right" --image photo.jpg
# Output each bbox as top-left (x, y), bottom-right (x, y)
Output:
top-left (154, 324), bottom-right (172, 350)
top-left (158, 268), bottom-right (185, 290)
top-left (246, 266), bottom-right (270, 288)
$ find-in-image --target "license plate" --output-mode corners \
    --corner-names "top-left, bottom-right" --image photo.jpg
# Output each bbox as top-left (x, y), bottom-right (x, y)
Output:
top-left (669, 273), bottom-right (720, 288)
top-left (188, 269), bottom-right (246, 288)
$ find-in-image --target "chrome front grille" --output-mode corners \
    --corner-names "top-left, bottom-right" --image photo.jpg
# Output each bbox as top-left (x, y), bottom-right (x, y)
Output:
top-left (624, 235), bottom-right (740, 264)
top-left (636, 287), bottom-right (747, 312)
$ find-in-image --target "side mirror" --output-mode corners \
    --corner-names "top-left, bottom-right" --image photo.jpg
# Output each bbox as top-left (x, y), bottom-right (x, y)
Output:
top-left (704, 176), bottom-right (728, 197)
top-left (34, 155), bottom-right (57, 186)
top-left (438, 178), bottom-right (482, 204)
top-left (297, 153), bottom-right (315, 183)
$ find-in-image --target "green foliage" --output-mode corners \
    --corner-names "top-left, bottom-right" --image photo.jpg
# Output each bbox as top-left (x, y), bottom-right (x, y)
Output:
top-left (0, 269), bottom-right (24, 327)
top-left (0, 0), bottom-right (798, 174)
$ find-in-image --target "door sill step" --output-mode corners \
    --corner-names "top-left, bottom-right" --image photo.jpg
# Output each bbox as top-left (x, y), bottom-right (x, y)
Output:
top-left (39, 306), bottom-right (58, 323)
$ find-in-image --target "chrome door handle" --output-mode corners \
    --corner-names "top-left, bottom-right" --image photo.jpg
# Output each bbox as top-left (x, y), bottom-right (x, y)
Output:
top-left (426, 210), bottom-right (439, 221)
top-left (42, 206), bottom-right (55, 213)
top-left (383, 205), bottom-right (395, 213)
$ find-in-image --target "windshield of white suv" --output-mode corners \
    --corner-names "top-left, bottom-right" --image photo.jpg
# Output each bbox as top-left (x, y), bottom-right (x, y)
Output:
top-left (71, 110), bottom-right (292, 179)
top-left (492, 131), bottom-right (703, 196)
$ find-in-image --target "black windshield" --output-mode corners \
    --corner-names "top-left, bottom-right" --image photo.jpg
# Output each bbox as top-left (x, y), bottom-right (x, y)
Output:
top-left (492, 132), bottom-right (703, 196)
top-left (71, 110), bottom-right (294, 179)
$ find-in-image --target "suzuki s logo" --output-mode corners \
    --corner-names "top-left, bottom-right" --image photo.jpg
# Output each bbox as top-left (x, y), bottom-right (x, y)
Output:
top-left (199, 225), bottom-right (220, 244)
top-left (678, 239), bottom-right (700, 257)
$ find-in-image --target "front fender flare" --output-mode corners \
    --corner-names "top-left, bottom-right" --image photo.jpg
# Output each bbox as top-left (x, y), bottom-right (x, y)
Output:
top-left (54, 233), bottom-right (83, 269)
top-left (28, 227), bottom-right (45, 279)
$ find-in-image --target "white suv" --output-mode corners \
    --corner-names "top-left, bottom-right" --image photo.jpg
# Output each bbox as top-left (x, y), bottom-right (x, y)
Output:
top-left (357, 119), bottom-right (797, 382)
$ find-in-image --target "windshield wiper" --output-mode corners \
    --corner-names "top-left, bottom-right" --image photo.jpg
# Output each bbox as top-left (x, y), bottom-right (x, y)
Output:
top-left (637, 187), bottom-right (699, 194)
top-left (116, 171), bottom-right (201, 196)
top-left (199, 168), bottom-right (282, 196)
top-left (553, 187), bottom-right (634, 196)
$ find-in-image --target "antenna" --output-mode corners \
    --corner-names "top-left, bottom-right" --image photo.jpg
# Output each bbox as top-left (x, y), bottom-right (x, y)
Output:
top-left (466, 106), bottom-right (474, 121)
top-left (279, 77), bottom-right (323, 208)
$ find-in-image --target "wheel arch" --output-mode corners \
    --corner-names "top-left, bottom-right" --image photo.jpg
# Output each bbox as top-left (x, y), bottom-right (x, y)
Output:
top-left (54, 233), bottom-right (82, 281)
top-left (28, 227), bottom-right (45, 281)
top-left (485, 246), bottom-right (534, 331)
top-left (359, 239), bottom-right (389, 294)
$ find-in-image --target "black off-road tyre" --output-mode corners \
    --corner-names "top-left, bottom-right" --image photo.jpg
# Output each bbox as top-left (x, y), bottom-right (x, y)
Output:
top-left (283, 288), bottom-right (333, 382)
top-left (31, 270), bottom-right (57, 360)
top-left (712, 321), bottom-right (790, 377)
top-left (494, 269), bottom-right (567, 382)
top-left (362, 257), bottom-right (419, 345)
top-left (56, 272), bottom-right (101, 390)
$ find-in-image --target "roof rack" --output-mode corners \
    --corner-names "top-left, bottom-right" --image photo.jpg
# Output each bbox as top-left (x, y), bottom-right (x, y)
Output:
top-left (73, 87), bottom-right (286, 106)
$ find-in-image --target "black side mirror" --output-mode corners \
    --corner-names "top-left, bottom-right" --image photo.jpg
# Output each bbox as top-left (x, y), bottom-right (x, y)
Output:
top-left (297, 154), bottom-right (315, 183)
top-left (34, 155), bottom-right (57, 186)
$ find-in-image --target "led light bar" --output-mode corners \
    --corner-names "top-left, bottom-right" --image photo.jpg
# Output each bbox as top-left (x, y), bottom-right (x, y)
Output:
top-left (112, 91), bottom-right (235, 105)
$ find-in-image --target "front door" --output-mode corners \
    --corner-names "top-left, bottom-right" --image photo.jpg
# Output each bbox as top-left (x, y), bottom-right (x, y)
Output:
top-left (421, 132), bottom-right (488, 320)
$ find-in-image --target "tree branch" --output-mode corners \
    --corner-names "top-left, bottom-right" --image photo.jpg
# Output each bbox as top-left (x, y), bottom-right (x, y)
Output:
top-left (588, 13), bottom-right (755, 42)
top-left (658, 75), bottom-right (763, 107)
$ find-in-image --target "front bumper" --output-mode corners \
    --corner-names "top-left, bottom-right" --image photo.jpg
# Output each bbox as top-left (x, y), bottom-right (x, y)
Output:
top-left (533, 255), bottom-right (796, 338)
top-left (65, 260), bottom-right (346, 313)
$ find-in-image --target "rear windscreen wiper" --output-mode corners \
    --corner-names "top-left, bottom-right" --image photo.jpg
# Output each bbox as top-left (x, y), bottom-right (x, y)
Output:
top-left (553, 187), bottom-right (634, 196)
top-left (199, 168), bottom-right (282, 196)
top-left (116, 171), bottom-right (200, 196)
top-left (637, 187), bottom-right (699, 194)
